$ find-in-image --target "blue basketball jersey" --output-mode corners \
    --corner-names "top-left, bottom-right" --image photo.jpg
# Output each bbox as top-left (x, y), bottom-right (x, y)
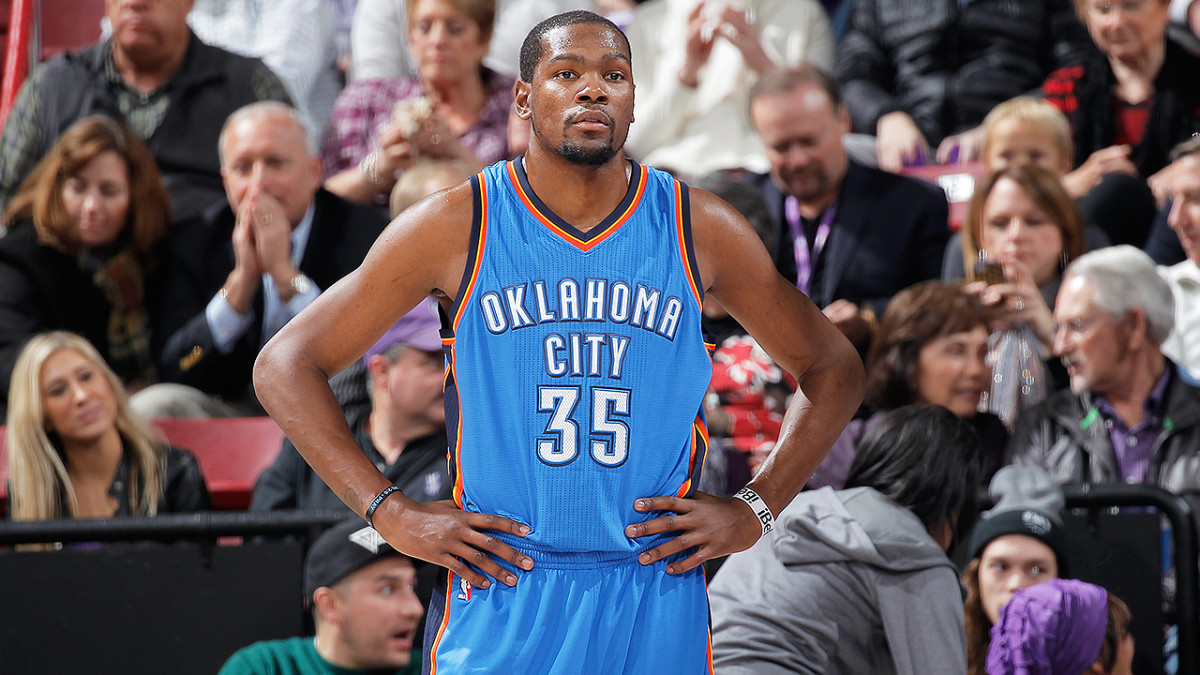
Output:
top-left (443, 158), bottom-right (713, 562)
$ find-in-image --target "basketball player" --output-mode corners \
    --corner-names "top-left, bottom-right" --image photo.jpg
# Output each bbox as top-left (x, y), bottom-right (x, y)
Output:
top-left (254, 11), bottom-right (863, 673)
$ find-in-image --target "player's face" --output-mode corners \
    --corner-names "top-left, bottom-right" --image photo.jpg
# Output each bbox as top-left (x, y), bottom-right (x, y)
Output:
top-left (331, 557), bottom-right (424, 669)
top-left (751, 84), bottom-right (850, 205)
top-left (516, 23), bottom-right (634, 165)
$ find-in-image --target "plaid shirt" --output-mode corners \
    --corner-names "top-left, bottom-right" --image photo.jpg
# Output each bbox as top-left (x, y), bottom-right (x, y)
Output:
top-left (321, 69), bottom-right (514, 177)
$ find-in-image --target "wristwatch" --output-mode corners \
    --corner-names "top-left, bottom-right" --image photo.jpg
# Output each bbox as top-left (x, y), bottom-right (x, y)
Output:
top-left (289, 272), bottom-right (314, 296)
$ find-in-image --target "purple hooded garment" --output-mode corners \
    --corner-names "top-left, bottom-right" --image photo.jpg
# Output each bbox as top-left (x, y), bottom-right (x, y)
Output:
top-left (986, 579), bottom-right (1109, 675)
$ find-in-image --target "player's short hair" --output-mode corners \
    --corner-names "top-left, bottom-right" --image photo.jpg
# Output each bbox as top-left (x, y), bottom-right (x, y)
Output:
top-left (518, 10), bottom-right (630, 83)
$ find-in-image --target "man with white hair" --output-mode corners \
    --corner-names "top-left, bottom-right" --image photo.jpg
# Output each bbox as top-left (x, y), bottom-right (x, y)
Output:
top-left (1006, 246), bottom-right (1200, 494)
top-left (151, 101), bottom-right (387, 415)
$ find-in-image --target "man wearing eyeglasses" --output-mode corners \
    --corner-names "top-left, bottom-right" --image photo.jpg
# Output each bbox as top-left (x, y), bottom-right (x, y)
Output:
top-left (1005, 245), bottom-right (1200, 494)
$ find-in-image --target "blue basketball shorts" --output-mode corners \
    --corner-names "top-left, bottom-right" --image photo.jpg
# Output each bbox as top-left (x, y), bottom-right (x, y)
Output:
top-left (423, 555), bottom-right (712, 674)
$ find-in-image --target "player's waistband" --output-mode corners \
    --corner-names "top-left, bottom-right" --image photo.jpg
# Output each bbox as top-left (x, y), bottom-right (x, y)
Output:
top-left (493, 532), bottom-right (673, 570)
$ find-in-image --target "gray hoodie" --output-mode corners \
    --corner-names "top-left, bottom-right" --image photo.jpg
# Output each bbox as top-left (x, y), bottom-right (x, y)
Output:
top-left (709, 486), bottom-right (967, 675)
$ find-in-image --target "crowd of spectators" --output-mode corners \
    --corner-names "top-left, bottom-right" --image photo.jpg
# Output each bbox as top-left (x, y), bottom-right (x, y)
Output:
top-left (3, 0), bottom-right (1200, 671)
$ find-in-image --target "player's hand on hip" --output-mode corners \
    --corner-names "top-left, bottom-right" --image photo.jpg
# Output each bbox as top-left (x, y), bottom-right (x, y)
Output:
top-left (376, 499), bottom-right (534, 588)
top-left (625, 492), bottom-right (762, 575)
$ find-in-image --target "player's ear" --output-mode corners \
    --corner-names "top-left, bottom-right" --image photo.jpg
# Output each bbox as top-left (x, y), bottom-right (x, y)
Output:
top-left (514, 80), bottom-right (532, 121)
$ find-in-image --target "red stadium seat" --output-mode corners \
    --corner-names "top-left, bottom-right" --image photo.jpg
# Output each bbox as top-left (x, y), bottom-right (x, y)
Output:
top-left (901, 161), bottom-right (985, 231)
top-left (0, 417), bottom-right (285, 514)
top-left (152, 417), bottom-right (285, 511)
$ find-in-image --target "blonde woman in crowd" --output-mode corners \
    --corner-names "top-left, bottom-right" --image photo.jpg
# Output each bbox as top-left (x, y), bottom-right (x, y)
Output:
top-left (6, 332), bottom-right (210, 522)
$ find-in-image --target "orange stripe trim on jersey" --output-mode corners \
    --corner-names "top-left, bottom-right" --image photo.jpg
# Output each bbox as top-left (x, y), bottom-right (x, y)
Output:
top-left (675, 415), bottom-right (708, 497)
top-left (506, 160), bottom-right (647, 252)
top-left (447, 344), bottom-right (467, 508)
top-left (675, 180), bottom-right (703, 311)
top-left (428, 573), bottom-right (457, 673)
top-left (452, 178), bottom-right (489, 332)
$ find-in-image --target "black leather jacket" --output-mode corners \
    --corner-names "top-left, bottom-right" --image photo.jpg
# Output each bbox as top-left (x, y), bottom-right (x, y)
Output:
top-left (1006, 367), bottom-right (1200, 495)
top-left (836, 0), bottom-right (1090, 146)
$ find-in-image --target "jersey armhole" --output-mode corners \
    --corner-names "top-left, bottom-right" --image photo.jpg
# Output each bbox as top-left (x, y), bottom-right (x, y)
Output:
top-left (675, 180), bottom-right (705, 312)
top-left (448, 173), bottom-right (487, 330)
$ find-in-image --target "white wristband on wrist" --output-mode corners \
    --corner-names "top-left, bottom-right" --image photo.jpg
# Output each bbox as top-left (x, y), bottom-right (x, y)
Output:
top-left (733, 486), bottom-right (775, 537)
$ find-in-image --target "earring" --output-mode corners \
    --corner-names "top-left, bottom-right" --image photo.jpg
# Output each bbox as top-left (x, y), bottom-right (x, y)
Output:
top-left (1059, 251), bottom-right (1069, 271)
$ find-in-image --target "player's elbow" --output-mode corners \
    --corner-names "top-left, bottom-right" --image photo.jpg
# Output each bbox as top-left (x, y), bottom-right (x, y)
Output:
top-left (826, 333), bottom-right (866, 407)
top-left (253, 338), bottom-right (292, 413)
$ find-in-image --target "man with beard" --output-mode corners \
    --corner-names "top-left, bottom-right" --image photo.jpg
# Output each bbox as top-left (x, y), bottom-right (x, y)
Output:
top-left (748, 65), bottom-right (949, 353)
top-left (253, 10), bottom-right (863, 673)
top-left (1007, 245), bottom-right (1200, 495)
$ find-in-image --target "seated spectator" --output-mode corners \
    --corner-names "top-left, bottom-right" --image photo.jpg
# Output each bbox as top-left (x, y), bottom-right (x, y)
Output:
top-left (323, 0), bottom-right (513, 206)
top-left (5, 332), bottom-right (211, 522)
top-left (1007, 246), bottom-right (1200, 493)
top-left (836, 0), bottom-right (1090, 172)
top-left (709, 404), bottom-right (983, 674)
top-left (0, 0), bottom-right (290, 224)
top-left (959, 165), bottom-right (1090, 427)
top-left (747, 65), bottom-right (949, 353)
top-left (349, 0), bottom-right (596, 83)
top-left (1159, 136), bottom-right (1200, 382)
top-left (188, 0), bottom-right (343, 142)
top-left (624, 0), bottom-right (833, 176)
top-left (942, 97), bottom-right (1114, 282)
top-left (1042, 0), bottom-right (1200, 249)
top-left (0, 116), bottom-right (171, 419)
top-left (150, 102), bottom-right (387, 417)
top-left (812, 281), bottom-right (1006, 490)
top-left (987, 579), bottom-right (1134, 675)
top-left (964, 465), bottom-right (1071, 675)
top-left (219, 518), bottom-right (424, 674)
top-left (251, 300), bottom-right (452, 512)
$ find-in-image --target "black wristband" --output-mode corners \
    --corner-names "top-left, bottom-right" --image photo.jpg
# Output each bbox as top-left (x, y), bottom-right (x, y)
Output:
top-left (365, 485), bottom-right (401, 528)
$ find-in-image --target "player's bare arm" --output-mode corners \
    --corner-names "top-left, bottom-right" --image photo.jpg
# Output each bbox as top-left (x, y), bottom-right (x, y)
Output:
top-left (254, 184), bottom-right (534, 589)
top-left (627, 187), bottom-right (864, 574)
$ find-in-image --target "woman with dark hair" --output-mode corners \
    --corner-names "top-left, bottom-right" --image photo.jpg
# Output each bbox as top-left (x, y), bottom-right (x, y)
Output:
top-left (811, 281), bottom-right (1005, 489)
top-left (961, 164), bottom-right (1090, 429)
top-left (710, 404), bottom-right (982, 673)
top-left (0, 115), bottom-right (171, 417)
top-left (6, 332), bottom-right (210, 526)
